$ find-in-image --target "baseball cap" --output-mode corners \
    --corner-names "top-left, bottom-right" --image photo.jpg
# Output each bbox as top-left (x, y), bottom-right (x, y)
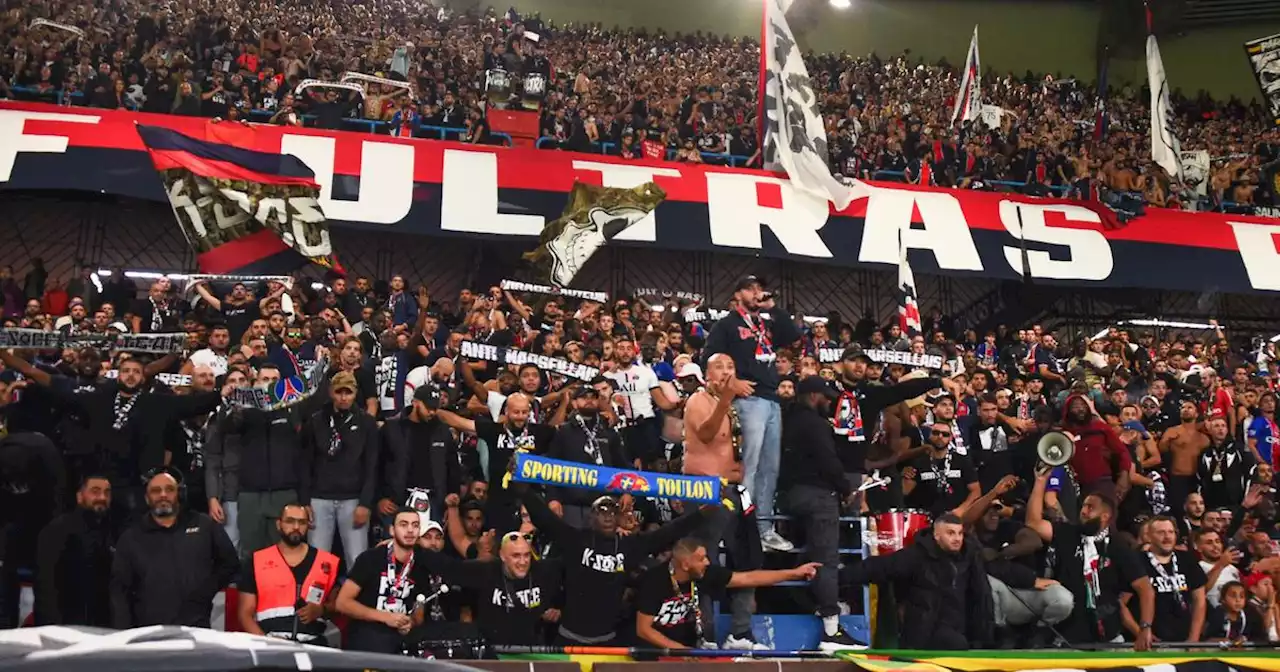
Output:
top-left (735, 275), bottom-right (765, 291)
top-left (676, 362), bottom-right (705, 384)
top-left (573, 385), bottom-right (600, 399)
top-left (421, 519), bottom-right (444, 535)
top-left (331, 371), bottom-right (358, 393)
top-left (841, 345), bottom-right (870, 362)
top-left (1121, 420), bottom-right (1147, 434)
top-left (412, 385), bottom-right (441, 407)
top-left (592, 496), bottom-right (620, 512)
top-left (796, 376), bottom-right (839, 399)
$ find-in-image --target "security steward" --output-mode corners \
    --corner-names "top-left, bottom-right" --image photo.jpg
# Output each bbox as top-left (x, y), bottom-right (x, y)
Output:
top-left (110, 467), bottom-right (240, 628)
top-left (237, 503), bottom-right (340, 643)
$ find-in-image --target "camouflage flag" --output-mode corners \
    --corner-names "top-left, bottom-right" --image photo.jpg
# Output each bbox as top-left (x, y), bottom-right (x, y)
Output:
top-left (136, 125), bottom-right (343, 275)
top-left (522, 181), bottom-right (665, 287)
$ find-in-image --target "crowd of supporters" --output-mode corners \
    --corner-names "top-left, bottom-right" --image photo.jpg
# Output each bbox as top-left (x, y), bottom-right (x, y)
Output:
top-left (0, 261), bottom-right (1278, 654)
top-left (3, 1), bottom-right (1279, 211)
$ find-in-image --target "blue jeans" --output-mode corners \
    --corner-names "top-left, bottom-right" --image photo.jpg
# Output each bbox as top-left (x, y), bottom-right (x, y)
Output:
top-left (733, 396), bottom-right (782, 535)
top-left (309, 498), bottom-right (369, 569)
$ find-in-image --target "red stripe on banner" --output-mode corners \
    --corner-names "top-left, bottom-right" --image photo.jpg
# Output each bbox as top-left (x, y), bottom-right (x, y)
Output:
top-left (196, 228), bottom-right (291, 274)
top-left (147, 149), bottom-right (318, 187)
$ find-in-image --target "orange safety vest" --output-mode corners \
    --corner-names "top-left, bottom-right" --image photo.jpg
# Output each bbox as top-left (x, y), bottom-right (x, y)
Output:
top-left (251, 545), bottom-right (339, 641)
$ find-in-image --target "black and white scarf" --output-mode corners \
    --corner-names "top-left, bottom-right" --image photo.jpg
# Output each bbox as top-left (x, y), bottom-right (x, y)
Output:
top-left (182, 413), bottom-right (212, 470)
top-left (1147, 550), bottom-right (1187, 610)
top-left (149, 297), bottom-right (170, 332)
top-left (930, 450), bottom-right (953, 495)
top-left (577, 414), bottom-right (605, 465)
top-left (112, 391), bottom-right (138, 430)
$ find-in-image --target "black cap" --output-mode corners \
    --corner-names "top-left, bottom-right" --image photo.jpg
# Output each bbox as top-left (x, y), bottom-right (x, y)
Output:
top-left (735, 275), bottom-right (765, 292)
top-left (796, 376), bottom-right (839, 399)
top-left (573, 385), bottom-right (600, 399)
top-left (413, 385), bottom-right (442, 408)
top-left (592, 496), bottom-right (620, 512)
top-left (841, 345), bottom-right (870, 362)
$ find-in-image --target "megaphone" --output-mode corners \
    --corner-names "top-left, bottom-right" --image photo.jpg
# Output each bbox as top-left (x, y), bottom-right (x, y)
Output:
top-left (1036, 431), bottom-right (1075, 467)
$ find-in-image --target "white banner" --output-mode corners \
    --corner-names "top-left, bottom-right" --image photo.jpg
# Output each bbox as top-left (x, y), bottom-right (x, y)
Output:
top-left (761, 0), bottom-right (867, 210)
top-left (818, 348), bottom-right (944, 370)
top-left (500, 279), bottom-right (607, 303)
top-left (1180, 150), bottom-right (1210, 197)
top-left (951, 25), bottom-right (982, 125)
top-left (1147, 34), bottom-right (1183, 181)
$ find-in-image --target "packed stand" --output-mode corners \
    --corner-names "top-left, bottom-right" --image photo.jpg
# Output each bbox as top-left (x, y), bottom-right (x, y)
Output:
top-left (4, 2), bottom-right (1279, 212)
top-left (1, 259), bottom-right (1279, 653)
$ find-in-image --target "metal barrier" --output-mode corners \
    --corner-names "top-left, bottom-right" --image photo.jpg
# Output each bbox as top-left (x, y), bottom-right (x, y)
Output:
top-left (533, 136), bottom-right (751, 165)
top-left (756, 514), bottom-right (872, 621)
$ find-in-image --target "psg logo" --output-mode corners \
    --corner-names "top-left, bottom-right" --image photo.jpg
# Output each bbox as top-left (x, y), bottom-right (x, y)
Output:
top-left (273, 376), bottom-right (307, 404)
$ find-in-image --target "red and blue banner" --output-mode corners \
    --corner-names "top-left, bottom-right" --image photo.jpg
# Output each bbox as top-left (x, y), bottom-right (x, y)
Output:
top-left (135, 123), bottom-right (342, 275)
top-left (5, 102), bottom-right (1280, 295)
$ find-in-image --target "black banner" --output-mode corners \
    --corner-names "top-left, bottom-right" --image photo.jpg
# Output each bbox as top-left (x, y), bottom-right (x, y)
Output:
top-left (1246, 32), bottom-right (1280, 127)
top-left (460, 340), bottom-right (599, 381)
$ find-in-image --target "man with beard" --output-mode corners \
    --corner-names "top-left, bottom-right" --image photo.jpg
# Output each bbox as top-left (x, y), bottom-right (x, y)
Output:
top-left (1122, 516), bottom-right (1206, 643)
top-left (436, 392), bottom-right (556, 534)
top-left (1161, 399), bottom-right (1211, 516)
top-left (193, 280), bottom-right (257, 344)
top-left (110, 467), bottom-right (240, 628)
top-left (782, 376), bottom-right (862, 647)
top-left (903, 421), bottom-right (981, 517)
top-left (0, 352), bottom-right (227, 523)
top-left (186, 323), bottom-right (233, 378)
top-left (1198, 414), bottom-right (1253, 511)
top-left (1026, 469), bottom-right (1155, 650)
top-left (1061, 394), bottom-right (1132, 503)
top-left (606, 337), bottom-right (684, 464)
top-left (237, 503), bottom-right (339, 644)
top-left (35, 475), bottom-right (114, 626)
top-left (380, 386), bottom-right (463, 525)
top-left (829, 349), bottom-right (941, 504)
top-left (844, 514), bottom-right (995, 649)
top-left (542, 387), bottom-right (628, 528)
top-left (336, 509), bottom-right (430, 654)
top-left (701, 275), bottom-right (802, 551)
top-left (519, 487), bottom-right (709, 646)
top-left (373, 330), bottom-right (410, 420)
top-left (1195, 529), bottom-right (1242, 608)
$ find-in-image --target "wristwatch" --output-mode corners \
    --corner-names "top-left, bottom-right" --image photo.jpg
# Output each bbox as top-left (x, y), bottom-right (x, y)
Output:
top-left (1139, 621), bottom-right (1152, 630)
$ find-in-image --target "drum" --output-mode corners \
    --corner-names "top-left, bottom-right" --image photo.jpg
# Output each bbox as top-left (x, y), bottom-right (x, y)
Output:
top-left (521, 72), bottom-right (546, 111)
top-left (485, 68), bottom-right (511, 109)
top-left (870, 509), bottom-right (930, 556)
top-left (413, 638), bottom-right (489, 660)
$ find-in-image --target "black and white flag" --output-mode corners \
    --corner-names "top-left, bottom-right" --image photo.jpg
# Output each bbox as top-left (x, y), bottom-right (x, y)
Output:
top-left (760, 0), bottom-right (868, 210)
top-left (460, 340), bottom-right (599, 381)
top-left (1245, 32), bottom-right (1280, 127)
top-left (1147, 32), bottom-right (1183, 181)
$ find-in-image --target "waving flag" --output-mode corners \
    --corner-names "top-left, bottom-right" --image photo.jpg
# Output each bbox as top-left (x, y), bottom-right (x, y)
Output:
top-left (1146, 13), bottom-right (1183, 181)
top-left (1094, 49), bottom-right (1110, 140)
top-left (136, 124), bottom-right (343, 275)
top-left (950, 25), bottom-right (982, 126)
top-left (898, 245), bottom-right (922, 338)
top-left (760, 0), bottom-right (867, 210)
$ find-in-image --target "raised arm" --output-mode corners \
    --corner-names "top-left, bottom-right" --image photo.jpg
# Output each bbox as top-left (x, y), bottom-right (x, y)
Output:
top-left (193, 281), bottom-right (222, 311)
top-left (0, 350), bottom-right (52, 387)
top-left (1025, 469), bottom-right (1055, 542)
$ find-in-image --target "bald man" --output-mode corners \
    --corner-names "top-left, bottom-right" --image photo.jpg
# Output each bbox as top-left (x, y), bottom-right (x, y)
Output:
top-left (110, 468), bottom-right (239, 628)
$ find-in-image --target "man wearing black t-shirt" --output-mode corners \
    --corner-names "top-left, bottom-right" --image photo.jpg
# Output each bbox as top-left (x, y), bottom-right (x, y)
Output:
top-left (635, 537), bottom-right (818, 649)
top-left (436, 393), bottom-right (555, 534)
top-left (418, 530), bottom-right (561, 645)
top-left (1026, 471), bottom-right (1156, 649)
top-left (902, 422), bottom-right (980, 516)
top-left (521, 489), bottom-right (708, 646)
top-left (193, 280), bottom-right (257, 344)
top-left (1122, 516), bottom-right (1206, 643)
top-left (336, 509), bottom-right (429, 654)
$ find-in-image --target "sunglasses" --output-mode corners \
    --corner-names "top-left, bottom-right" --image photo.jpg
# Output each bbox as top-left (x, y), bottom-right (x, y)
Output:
top-left (502, 531), bottom-right (534, 543)
top-left (286, 332), bottom-right (303, 338)
top-left (931, 430), bottom-right (952, 438)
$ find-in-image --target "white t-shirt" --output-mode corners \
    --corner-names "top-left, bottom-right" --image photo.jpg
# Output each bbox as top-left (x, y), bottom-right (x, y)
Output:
top-left (189, 348), bottom-right (229, 377)
top-left (1199, 560), bottom-right (1240, 608)
top-left (403, 365), bottom-right (432, 408)
top-left (606, 364), bottom-right (660, 421)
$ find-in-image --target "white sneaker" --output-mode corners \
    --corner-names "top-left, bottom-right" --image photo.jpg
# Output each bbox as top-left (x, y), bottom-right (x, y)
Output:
top-left (722, 634), bottom-right (770, 651)
top-left (697, 640), bottom-right (718, 650)
top-left (760, 529), bottom-right (795, 552)
top-left (546, 205), bottom-right (649, 286)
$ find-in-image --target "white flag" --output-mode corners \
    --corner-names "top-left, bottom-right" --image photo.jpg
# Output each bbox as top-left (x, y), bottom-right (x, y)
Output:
top-left (898, 246), bottom-right (921, 339)
top-left (1147, 34), bottom-right (1183, 181)
top-left (950, 25), bottom-right (982, 125)
top-left (761, 0), bottom-right (867, 210)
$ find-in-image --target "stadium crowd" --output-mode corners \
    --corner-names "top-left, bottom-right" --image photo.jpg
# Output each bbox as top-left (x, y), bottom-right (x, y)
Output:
top-left (3, 1), bottom-right (1279, 211)
top-left (0, 262), bottom-right (1278, 654)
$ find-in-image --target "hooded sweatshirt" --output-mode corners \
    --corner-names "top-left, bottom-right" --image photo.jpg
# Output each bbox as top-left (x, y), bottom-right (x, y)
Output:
top-left (1060, 393), bottom-right (1131, 486)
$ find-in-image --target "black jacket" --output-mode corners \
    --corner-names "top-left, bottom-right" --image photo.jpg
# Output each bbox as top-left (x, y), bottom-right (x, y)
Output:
top-left (781, 403), bottom-right (853, 496)
top-left (110, 510), bottom-right (239, 629)
top-left (299, 405), bottom-right (379, 507)
top-left (380, 416), bottom-right (461, 510)
top-left (700, 307), bottom-right (802, 401)
top-left (35, 508), bottom-right (117, 626)
top-left (226, 382), bottom-right (328, 494)
top-left (545, 417), bottom-right (627, 506)
top-left (847, 531), bottom-right (995, 649)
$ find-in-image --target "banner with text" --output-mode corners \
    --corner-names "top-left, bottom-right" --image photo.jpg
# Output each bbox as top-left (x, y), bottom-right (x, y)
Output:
top-left (817, 348), bottom-right (945, 369)
top-left (512, 452), bottom-right (721, 503)
top-left (1246, 32), bottom-right (1280, 127)
top-left (460, 340), bottom-right (599, 381)
top-left (0, 329), bottom-right (187, 354)
top-left (6, 102), bottom-right (1280, 295)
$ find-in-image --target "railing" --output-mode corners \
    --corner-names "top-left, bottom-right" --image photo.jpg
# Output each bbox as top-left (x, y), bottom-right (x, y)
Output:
top-left (757, 513), bottom-right (871, 622)
top-left (535, 136), bottom-right (754, 166)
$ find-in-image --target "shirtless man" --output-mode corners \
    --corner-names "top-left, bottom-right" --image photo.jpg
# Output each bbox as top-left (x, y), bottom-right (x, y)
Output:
top-left (1159, 400), bottom-right (1210, 517)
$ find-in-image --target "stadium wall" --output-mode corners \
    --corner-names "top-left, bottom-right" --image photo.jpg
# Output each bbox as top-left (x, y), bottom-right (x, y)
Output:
top-left (498, 0), bottom-right (1280, 102)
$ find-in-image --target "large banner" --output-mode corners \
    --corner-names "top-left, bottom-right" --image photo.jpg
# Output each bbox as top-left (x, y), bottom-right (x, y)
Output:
top-left (1246, 32), bottom-right (1280, 127)
top-left (6, 102), bottom-right (1280, 294)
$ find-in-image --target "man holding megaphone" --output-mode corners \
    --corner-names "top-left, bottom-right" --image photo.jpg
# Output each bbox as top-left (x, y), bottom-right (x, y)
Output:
top-left (1056, 394), bottom-right (1133, 505)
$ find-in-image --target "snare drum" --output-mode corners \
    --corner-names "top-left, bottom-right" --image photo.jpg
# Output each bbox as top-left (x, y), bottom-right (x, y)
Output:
top-left (523, 72), bottom-right (546, 96)
top-left (870, 509), bottom-right (930, 555)
top-left (485, 68), bottom-right (511, 108)
top-left (416, 638), bottom-right (489, 660)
